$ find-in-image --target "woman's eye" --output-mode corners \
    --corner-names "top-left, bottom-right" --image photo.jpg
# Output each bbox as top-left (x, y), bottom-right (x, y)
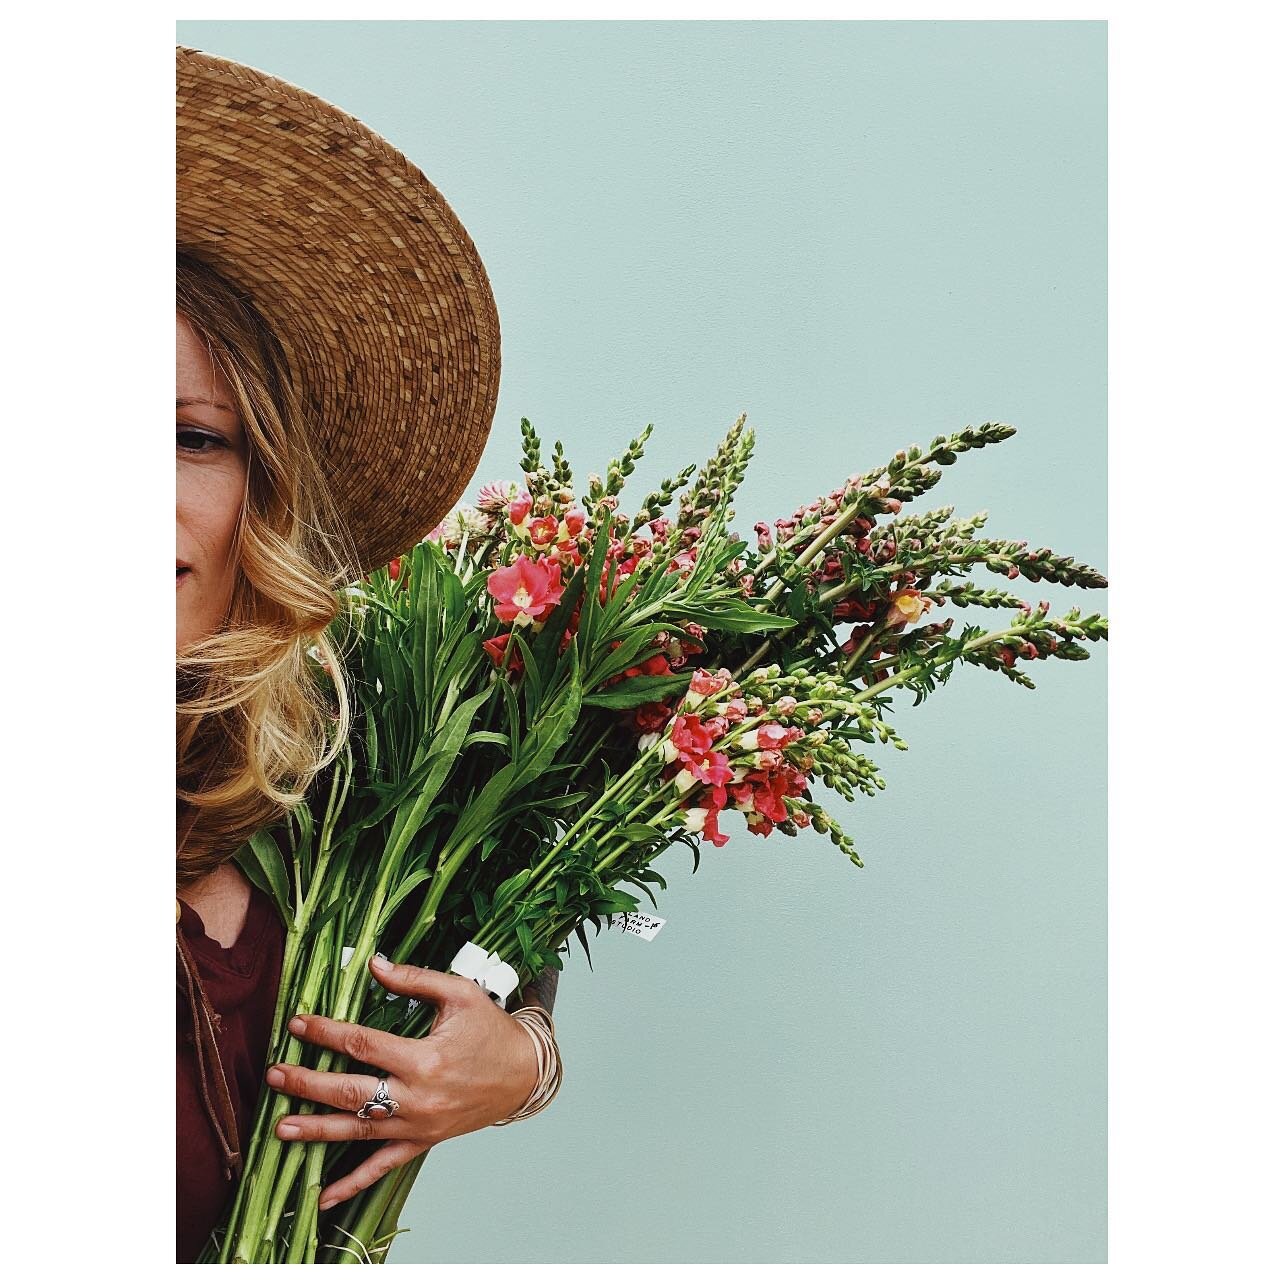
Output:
top-left (177, 426), bottom-right (226, 453)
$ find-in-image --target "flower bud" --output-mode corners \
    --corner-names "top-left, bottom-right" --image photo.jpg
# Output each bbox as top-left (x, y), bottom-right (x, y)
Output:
top-left (681, 807), bottom-right (708, 833)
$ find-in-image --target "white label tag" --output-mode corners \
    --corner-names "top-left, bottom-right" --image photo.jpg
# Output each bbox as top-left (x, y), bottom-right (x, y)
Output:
top-left (611, 911), bottom-right (667, 940)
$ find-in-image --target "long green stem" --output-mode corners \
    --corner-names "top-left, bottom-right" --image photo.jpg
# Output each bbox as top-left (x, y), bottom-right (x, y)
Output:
top-left (228, 917), bottom-right (339, 1261)
top-left (329, 1152), bottom-right (426, 1263)
top-left (762, 499), bottom-right (869, 606)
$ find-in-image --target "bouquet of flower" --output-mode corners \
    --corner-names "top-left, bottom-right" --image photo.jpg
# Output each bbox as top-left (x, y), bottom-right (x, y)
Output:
top-left (208, 414), bottom-right (1107, 1263)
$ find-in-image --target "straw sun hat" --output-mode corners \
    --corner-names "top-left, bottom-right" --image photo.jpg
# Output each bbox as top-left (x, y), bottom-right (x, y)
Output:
top-left (177, 45), bottom-right (502, 571)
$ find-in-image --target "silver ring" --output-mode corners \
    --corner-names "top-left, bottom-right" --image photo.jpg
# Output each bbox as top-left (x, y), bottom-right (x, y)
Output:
top-left (356, 1078), bottom-right (400, 1120)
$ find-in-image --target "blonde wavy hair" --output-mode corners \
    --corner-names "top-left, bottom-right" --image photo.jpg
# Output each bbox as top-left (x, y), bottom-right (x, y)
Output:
top-left (177, 250), bottom-right (355, 889)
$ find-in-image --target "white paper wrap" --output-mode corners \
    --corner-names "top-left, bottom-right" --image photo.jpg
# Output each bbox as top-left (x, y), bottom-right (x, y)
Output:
top-left (448, 940), bottom-right (520, 1005)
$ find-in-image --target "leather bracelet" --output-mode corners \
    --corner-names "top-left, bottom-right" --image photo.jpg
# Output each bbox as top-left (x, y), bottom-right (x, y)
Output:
top-left (493, 1005), bottom-right (563, 1125)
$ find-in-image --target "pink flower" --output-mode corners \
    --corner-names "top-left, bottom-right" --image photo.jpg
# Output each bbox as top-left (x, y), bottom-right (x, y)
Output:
top-left (528, 514), bottom-right (559, 546)
top-left (477, 480), bottom-right (519, 512)
top-left (689, 668), bottom-right (732, 698)
top-left (487, 554), bottom-right (564, 626)
top-left (702, 714), bottom-right (729, 740)
top-left (508, 493), bottom-right (533, 529)
top-left (678, 622), bottom-right (706, 656)
top-left (756, 722), bottom-right (803, 751)
top-left (668, 548), bottom-right (698, 575)
top-left (701, 805), bottom-right (730, 847)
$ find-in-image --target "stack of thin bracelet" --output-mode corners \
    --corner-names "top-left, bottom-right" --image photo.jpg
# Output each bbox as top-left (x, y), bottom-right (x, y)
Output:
top-left (493, 1006), bottom-right (563, 1125)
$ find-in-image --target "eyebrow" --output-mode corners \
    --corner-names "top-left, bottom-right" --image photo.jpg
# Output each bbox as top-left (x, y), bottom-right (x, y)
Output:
top-left (177, 396), bottom-right (235, 413)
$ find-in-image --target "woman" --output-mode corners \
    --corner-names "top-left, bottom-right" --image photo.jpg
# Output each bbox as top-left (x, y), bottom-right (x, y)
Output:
top-left (176, 47), bottom-right (561, 1263)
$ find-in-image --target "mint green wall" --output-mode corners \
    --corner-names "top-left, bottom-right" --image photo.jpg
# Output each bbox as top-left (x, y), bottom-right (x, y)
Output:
top-left (178, 20), bottom-right (1106, 1263)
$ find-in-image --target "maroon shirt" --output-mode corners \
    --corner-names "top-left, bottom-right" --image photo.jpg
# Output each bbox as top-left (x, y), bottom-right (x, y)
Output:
top-left (177, 884), bottom-right (285, 1264)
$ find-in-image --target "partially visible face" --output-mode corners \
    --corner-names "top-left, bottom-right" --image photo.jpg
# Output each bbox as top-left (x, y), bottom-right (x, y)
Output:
top-left (177, 312), bottom-right (249, 650)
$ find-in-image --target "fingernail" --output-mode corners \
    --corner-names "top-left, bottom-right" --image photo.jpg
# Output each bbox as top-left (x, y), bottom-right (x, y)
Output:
top-left (288, 1016), bottom-right (307, 1036)
top-left (318, 1197), bottom-right (337, 1211)
top-left (277, 1122), bottom-right (301, 1139)
top-left (266, 1067), bottom-right (286, 1088)
top-left (370, 954), bottom-right (390, 971)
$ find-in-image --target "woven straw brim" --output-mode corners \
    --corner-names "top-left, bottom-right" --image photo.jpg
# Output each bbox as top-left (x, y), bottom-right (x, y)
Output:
top-left (177, 45), bottom-right (501, 572)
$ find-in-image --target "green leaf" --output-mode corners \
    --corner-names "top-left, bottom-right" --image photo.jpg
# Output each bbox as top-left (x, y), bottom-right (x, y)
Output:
top-left (622, 875), bottom-right (659, 911)
top-left (384, 687), bottom-right (493, 859)
top-left (677, 600), bottom-right (794, 633)
top-left (492, 869), bottom-right (533, 911)
top-left (236, 831), bottom-right (291, 919)
top-left (617, 823), bottom-right (666, 843)
top-left (574, 921), bottom-right (595, 971)
top-left (379, 868), bottom-right (436, 926)
top-left (511, 631), bottom-right (543, 722)
top-left (515, 921), bottom-right (535, 960)
top-left (304, 894), bottom-right (346, 940)
top-left (583, 674), bottom-right (690, 709)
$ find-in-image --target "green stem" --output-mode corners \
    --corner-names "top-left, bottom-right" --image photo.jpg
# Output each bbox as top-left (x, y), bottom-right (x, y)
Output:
top-left (284, 1143), bottom-right (328, 1263)
top-left (228, 921), bottom-right (337, 1261)
top-left (761, 497), bottom-right (870, 606)
top-left (331, 1152), bottom-right (426, 1263)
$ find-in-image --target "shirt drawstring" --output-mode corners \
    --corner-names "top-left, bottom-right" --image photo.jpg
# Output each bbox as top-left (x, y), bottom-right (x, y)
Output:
top-left (176, 911), bottom-right (244, 1182)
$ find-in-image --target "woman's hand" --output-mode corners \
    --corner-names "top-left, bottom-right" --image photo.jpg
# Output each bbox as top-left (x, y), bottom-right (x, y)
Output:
top-left (265, 955), bottom-right (539, 1210)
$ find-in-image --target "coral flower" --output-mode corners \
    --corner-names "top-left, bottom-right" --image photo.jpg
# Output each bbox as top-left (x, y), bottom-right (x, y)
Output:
top-left (670, 713), bottom-right (715, 764)
top-left (634, 701), bottom-right (672, 734)
top-left (885, 588), bottom-right (929, 628)
top-left (487, 554), bottom-right (564, 626)
top-left (624, 653), bottom-right (674, 679)
top-left (560, 508), bottom-right (587, 540)
top-left (482, 633), bottom-right (524, 673)
top-left (689, 749), bottom-right (734, 788)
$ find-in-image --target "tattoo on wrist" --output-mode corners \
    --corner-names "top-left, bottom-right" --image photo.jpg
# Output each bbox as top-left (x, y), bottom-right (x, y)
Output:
top-left (519, 963), bottom-right (559, 1015)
